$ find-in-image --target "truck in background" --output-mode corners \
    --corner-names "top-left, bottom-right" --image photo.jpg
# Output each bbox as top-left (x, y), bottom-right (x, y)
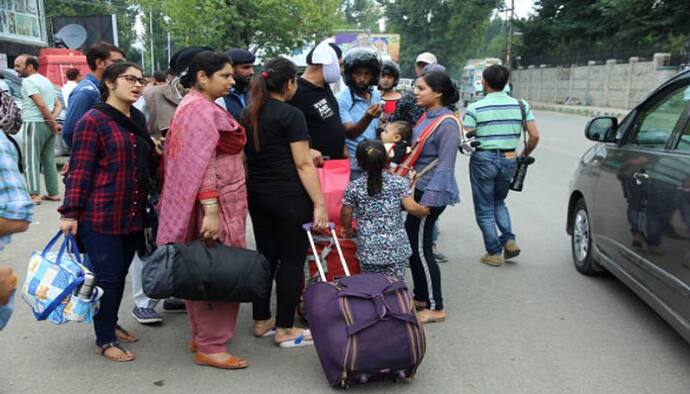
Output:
top-left (460, 57), bottom-right (503, 107)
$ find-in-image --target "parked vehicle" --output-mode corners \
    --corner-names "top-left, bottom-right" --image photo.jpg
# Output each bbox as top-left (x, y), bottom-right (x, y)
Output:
top-left (567, 69), bottom-right (690, 342)
top-left (460, 58), bottom-right (502, 107)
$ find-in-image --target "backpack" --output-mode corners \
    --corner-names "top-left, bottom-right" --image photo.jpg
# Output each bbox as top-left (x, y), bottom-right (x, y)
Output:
top-left (0, 90), bottom-right (21, 135)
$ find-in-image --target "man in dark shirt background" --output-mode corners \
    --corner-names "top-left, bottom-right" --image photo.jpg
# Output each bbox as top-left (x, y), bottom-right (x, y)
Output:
top-left (288, 42), bottom-right (345, 165)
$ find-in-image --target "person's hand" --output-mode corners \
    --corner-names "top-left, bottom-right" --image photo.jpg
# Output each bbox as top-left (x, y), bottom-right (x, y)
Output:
top-left (60, 162), bottom-right (69, 177)
top-left (153, 139), bottom-right (164, 156)
top-left (310, 149), bottom-right (324, 167)
top-left (59, 218), bottom-right (78, 236)
top-left (0, 266), bottom-right (17, 306)
top-left (54, 124), bottom-right (63, 134)
top-left (366, 104), bottom-right (383, 118)
top-left (312, 203), bottom-right (329, 231)
top-left (200, 209), bottom-right (220, 240)
top-left (417, 205), bottom-right (431, 218)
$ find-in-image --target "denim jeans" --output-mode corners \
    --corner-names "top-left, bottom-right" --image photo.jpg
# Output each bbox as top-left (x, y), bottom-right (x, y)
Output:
top-left (469, 150), bottom-right (518, 255)
top-left (79, 224), bottom-right (142, 346)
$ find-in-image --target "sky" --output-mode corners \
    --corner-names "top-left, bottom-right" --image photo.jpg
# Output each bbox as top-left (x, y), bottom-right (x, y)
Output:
top-left (514, 0), bottom-right (537, 18)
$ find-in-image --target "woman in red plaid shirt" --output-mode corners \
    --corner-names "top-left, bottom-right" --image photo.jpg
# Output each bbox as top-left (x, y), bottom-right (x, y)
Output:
top-left (156, 51), bottom-right (249, 370)
top-left (59, 62), bottom-right (157, 362)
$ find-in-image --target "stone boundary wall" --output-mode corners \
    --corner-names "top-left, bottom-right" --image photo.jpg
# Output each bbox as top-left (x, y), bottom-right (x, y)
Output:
top-left (511, 53), bottom-right (680, 109)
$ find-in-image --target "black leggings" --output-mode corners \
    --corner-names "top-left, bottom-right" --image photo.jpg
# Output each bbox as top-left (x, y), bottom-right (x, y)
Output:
top-left (249, 192), bottom-right (312, 328)
top-left (405, 189), bottom-right (446, 311)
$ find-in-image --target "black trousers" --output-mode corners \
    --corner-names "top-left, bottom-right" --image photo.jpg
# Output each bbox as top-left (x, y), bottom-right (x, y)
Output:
top-left (249, 191), bottom-right (312, 328)
top-left (405, 189), bottom-right (446, 311)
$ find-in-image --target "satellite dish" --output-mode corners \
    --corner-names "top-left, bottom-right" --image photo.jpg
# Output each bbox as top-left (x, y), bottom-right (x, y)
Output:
top-left (55, 24), bottom-right (87, 49)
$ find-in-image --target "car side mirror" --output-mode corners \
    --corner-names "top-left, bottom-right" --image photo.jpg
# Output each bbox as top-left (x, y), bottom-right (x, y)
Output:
top-left (585, 116), bottom-right (618, 142)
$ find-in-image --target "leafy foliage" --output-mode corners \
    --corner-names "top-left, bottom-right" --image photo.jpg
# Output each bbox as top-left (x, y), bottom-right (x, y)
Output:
top-left (516, 0), bottom-right (690, 65)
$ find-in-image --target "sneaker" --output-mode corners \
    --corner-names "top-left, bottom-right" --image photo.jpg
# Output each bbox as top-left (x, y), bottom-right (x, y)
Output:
top-left (131, 307), bottom-right (162, 324)
top-left (162, 298), bottom-right (187, 313)
top-left (503, 240), bottom-right (521, 260)
top-left (432, 244), bottom-right (448, 263)
top-left (480, 253), bottom-right (504, 267)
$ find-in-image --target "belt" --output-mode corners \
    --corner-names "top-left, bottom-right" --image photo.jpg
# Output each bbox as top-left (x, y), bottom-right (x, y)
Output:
top-left (475, 148), bottom-right (515, 153)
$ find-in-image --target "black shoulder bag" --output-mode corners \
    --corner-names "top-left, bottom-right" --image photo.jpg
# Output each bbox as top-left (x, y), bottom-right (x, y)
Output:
top-left (509, 100), bottom-right (535, 192)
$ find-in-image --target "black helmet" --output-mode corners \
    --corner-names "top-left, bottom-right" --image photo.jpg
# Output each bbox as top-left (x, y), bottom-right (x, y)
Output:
top-left (380, 60), bottom-right (400, 87)
top-left (343, 47), bottom-right (382, 88)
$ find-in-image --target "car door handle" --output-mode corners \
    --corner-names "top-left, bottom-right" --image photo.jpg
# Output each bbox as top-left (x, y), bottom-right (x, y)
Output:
top-left (633, 171), bottom-right (649, 185)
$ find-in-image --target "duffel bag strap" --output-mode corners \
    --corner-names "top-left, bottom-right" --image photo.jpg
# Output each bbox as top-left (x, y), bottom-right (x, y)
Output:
top-left (34, 274), bottom-right (85, 321)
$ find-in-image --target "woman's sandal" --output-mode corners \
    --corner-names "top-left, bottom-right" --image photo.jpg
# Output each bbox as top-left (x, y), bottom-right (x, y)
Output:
top-left (253, 319), bottom-right (276, 337)
top-left (41, 195), bottom-right (61, 201)
top-left (194, 352), bottom-right (248, 370)
top-left (115, 325), bottom-right (139, 343)
top-left (275, 329), bottom-right (314, 348)
top-left (96, 342), bottom-right (135, 362)
top-left (417, 309), bottom-right (447, 324)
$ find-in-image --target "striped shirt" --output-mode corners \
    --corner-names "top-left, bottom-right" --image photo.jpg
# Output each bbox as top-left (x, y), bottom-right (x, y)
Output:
top-left (463, 92), bottom-right (535, 150)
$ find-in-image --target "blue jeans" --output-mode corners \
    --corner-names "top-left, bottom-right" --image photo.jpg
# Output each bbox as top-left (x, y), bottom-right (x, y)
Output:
top-left (79, 224), bottom-right (142, 346)
top-left (469, 151), bottom-right (517, 255)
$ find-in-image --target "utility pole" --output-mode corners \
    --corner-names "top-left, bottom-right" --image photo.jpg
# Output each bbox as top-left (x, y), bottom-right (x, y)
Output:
top-left (506, 0), bottom-right (515, 70)
top-left (149, 7), bottom-right (155, 74)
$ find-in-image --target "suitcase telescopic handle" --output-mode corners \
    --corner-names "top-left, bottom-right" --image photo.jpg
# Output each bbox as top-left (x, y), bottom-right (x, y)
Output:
top-left (302, 222), bottom-right (351, 282)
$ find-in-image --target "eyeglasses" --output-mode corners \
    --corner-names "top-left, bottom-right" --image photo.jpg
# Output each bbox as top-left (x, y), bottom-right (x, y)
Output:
top-left (118, 75), bottom-right (148, 86)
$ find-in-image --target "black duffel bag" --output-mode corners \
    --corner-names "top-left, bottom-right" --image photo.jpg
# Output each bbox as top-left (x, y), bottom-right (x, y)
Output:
top-left (143, 240), bottom-right (272, 303)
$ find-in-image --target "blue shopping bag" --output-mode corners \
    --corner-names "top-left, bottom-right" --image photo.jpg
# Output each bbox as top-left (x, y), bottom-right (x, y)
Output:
top-left (21, 231), bottom-right (102, 325)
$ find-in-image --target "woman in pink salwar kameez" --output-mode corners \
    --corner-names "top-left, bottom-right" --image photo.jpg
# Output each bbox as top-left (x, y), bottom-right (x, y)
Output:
top-left (156, 51), bottom-right (249, 370)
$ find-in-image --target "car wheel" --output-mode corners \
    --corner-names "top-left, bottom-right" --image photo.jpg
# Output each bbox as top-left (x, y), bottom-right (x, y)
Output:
top-left (571, 199), bottom-right (601, 275)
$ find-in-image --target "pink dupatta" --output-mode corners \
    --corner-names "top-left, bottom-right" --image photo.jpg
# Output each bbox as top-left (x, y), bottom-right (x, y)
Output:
top-left (156, 90), bottom-right (246, 245)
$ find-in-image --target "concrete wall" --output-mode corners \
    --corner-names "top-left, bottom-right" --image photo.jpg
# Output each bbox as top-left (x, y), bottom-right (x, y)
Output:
top-left (511, 53), bottom-right (679, 109)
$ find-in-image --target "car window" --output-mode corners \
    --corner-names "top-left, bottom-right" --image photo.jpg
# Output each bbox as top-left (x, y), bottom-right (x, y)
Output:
top-left (625, 83), bottom-right (690, 149)
top-left (676, 121), bottom-right (690, 153)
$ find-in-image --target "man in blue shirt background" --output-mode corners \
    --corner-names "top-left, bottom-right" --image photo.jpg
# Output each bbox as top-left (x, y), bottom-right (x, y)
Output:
top-left (337, 48), bottom-right (382, 179)
top-left (218, 48), bottom-right (255, 120)
top-left (62, 42), bottom-right (125, 148)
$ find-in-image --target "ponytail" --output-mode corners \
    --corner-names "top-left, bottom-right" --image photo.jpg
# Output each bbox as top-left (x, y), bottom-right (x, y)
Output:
top-left (243, 57), bottom-right (298, 151)
top-left (355, 140), bottom-right (388, 197)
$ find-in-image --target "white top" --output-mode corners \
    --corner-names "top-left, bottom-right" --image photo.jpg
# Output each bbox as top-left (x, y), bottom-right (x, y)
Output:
top-left (61, 80), bottom-right (78, 108)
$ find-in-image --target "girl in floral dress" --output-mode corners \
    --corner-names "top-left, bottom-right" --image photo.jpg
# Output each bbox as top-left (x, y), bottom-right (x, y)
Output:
top-left (340, 140), bottom-right (429, 279)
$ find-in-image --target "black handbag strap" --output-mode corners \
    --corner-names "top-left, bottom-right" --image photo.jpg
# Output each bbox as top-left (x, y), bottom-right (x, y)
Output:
top-left (517, 99), bottom-right (528, 149)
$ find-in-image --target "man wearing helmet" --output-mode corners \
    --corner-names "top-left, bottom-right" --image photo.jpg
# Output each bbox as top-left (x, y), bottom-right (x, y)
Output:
top-left (379, 60), bottom-right (402, 126)
top-left (337, 47), bottom-right (383, 179)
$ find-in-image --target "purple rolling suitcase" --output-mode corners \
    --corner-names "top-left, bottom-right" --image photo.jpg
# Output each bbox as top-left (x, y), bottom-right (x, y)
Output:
top-left (302, 223), bottom-right (426, 388)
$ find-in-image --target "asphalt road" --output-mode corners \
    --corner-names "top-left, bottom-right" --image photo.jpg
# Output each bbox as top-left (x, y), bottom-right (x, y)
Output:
top-left (2, 110), bottom-right (690, 393)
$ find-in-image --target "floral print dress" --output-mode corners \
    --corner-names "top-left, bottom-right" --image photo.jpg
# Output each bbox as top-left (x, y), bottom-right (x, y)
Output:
top-left (342, 172), bottom-right (412, 279)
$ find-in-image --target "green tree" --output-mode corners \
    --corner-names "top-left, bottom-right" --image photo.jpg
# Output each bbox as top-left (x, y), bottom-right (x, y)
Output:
top-left (516, 0), bottom-right (690, 65)
top-left (382, 0), bottom-right (501, 77)
top-left (160, 0), bottom-right (341, 58)
top-left (341, 0), bottom-right (382, 32)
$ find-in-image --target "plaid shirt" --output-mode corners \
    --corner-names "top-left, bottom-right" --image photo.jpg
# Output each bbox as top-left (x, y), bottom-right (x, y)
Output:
top-left (59, 109), bottom-right (144, 235)
top-left (0, 132), bottom-right (33, 250)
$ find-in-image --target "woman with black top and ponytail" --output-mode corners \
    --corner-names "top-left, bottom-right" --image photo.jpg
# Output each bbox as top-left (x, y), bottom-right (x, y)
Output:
top-left (341, 139), bottom-right (429, 279)
top-left (241, 57), bottom-right (328, 348)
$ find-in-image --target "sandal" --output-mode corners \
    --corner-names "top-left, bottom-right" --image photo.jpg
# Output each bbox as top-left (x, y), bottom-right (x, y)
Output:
top-left (417, 309), bottom-right (447, 324)
top-left (253, 319), bottom-right (276, 337)
top-left (41, 195), bottom-right (61, 201)
top-left (30, 195), bottom-right (41, 205)
top-left (188, 340), bottom-right (197, 353)
top-left (275, 328), bottom-right (314, 348)
top-left (414, 300), bottom-right (427, 311)
top-left (194, 352), bottom-right (248, 370)
top-left (96, 342), bottom-right (135, 362)
top-left (115, 325), bottom-right (139, 343)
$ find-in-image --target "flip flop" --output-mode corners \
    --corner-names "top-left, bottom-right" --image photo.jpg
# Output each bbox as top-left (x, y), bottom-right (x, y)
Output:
top-left (115, 325), bottom-right (139, 343)
top-left (277, 329), bottom-right (314, 348)
top-left (41, 195), bottom-right (61, 201)
top-left (253, 319), bottom-right (276, 337)
top-left (96, 342), bottom-right (135, 362)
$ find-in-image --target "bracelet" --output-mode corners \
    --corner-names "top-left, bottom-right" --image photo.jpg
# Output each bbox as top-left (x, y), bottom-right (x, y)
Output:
top-left (60, 217), bottom-right (76, 222)
top-left (200, 200), bottom-right (219, 206)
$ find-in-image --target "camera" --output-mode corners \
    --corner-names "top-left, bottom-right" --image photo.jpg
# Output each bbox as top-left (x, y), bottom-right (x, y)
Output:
top-left (459, 131), bottom-right (481, 155)
top-left (510, 156), bottom-right (536, 192)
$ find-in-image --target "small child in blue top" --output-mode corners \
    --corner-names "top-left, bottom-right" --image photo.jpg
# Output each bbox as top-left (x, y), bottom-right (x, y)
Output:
top-left (341, 140), bottom-right (429, 279)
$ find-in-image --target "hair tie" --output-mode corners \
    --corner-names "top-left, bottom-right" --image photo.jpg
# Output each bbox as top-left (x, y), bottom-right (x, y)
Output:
top-left (261, 71), bottom-right (269, 79)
